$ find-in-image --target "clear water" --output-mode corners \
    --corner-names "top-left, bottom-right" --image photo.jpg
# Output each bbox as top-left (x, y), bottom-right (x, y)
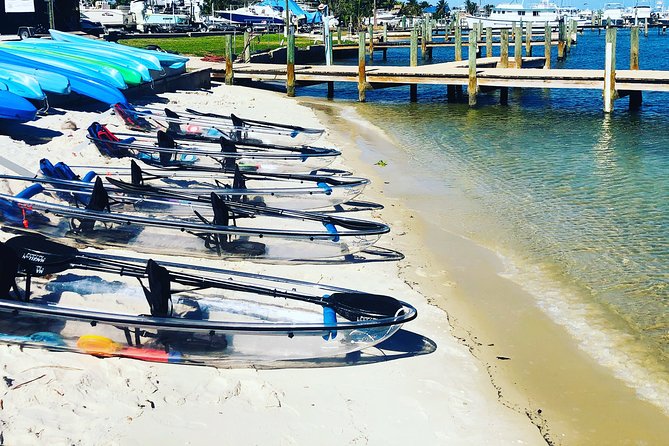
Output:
top-left (299, 29), bottom-right (669, 405)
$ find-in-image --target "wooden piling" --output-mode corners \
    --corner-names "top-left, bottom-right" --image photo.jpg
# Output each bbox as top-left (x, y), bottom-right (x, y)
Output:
top-left (500, 29), bottom-right (509, 68)
top-left (455, 21), bottom-right (462, 61)
top-left (630, 26), bottom-right (642, 109)
top-left (358, 32), bottom-right (367, 102)
top-left (544, 22), bottom-right (551, 69)
top-left (469, 31), bottom-right (478, 106)
top-left (337, 27), bottom-right (342, 43)
top-left (644, 19), bottom-right (648, 37)
top-left (566, 20), bottom-right (573, 53)
top-left (421, 20), bottom-right (428, 60)
top-left (243, 31), bottom-right (251, 63)
top-left (558, 19), bottom-right (566, 61)
top-left (328, 32), bottom-right (334, 65)
top-left (631, 26), bottom-right (639, 70)
top-left (486, 27), bottom-right (493, 57)
top-left (514, 25), bottom-right (522, 68)
top-left (410, 27), bottom-right (418, 67)
top-left (603, 27), bottom-right (617, 113)
top-left (383, 23), bottom-right (387, 42)
top-left (525, 21), bottom-right (532, 57)
top-left (225, 34), bottom-right (234, 85)
top-left (286, 31), bottom-right (295, 96)
top-left (369, 24), bottom-right (374, 61)
top-left (327, 81), bottom-right (334, 99)
top-left (500, 87), bottom-right (509, 105)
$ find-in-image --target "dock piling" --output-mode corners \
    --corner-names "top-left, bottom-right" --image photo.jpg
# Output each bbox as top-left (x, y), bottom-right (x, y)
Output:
top-left (514, 25), bottom-right (522, 68)
top-left (500, 29), bottom-right (509, 68)
top-left (630, 26), bottom-right (642, 109)
top-left (603, 27), bottom-right (617, 113)
top-left (558, 19), bottom-right (566, 61)
top-left (369, 24), bottom-right (374, 60)
top-left (225, 34), bottom-right (234, 85)
top-left (469, 31), bottom-right (478, 106)
top-left (286, 31), bottom-right (295, 96)
top-left (544, 22), bottom-right (551, 69)
top-left (410, 27), bottom-right (418, 101)
top-left (358, 31), bottom-right (367, 102)
top-left (243, 31), bottom-right (251, 63)
top-left (486, 27), bottom-right (493, 57)
top-left (525, 21), bottom-right (532, 57)
top-left (455, 17), bottom-right (462, 61)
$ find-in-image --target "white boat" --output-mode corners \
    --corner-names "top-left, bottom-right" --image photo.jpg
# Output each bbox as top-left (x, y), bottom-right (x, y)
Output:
top-left (217, 3), bottom-right (285, 28)
top-left (602, 3), bottom-right (625, 25)
top-left (363, 9), bottom-right (402, 27)
top-left (80, 1), bottom-right (136, 30)
top-left (462, 1), bottom-right (584, 29)
top-left (129, 0), bottom-right (193, 33)
top-left (625, 2), bottom-right (652, 24)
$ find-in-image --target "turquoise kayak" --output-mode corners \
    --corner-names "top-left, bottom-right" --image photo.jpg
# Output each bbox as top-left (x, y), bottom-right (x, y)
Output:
top-left (0, 67), bottom-right (45, 100)
top-left (0, 49), bottom-right (127, 106)
top-left (4, 39), bottom-right (155, 83)
top-left (49, 29), bottom-right (189, 68)
top-left (0, 62), bottom-right (70, 95)
top-left (0, 90), bottom-right (37, 122)
top-left (0, 46), bottom-right (127, 90)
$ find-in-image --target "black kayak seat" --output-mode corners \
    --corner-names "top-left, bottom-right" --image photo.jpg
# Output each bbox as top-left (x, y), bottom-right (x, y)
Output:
top-left (0, 241), bottom-right (19, 299)
top-left (163, 108), bottom-right (182, 134)
top-left (142, 259), bottom-right (172, 318)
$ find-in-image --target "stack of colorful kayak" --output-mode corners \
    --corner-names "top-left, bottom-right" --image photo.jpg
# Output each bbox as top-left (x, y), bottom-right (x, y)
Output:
top-left (0, 29), bottom-right (191, 122)
top-left (0, 101), bottom-right (417, 366)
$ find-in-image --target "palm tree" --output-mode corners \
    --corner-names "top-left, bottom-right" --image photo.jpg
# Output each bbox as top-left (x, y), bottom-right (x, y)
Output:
top-left (464, 0), bottom-right (478, 15)
top-left (434, 0), bottom-right (450, 19)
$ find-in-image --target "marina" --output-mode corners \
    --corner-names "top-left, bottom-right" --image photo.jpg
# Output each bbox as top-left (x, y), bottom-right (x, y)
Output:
top-left (0, 3), bottom-right (668, 443)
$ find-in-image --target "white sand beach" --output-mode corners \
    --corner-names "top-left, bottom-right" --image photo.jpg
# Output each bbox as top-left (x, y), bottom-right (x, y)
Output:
top-left (0, 84), bottom-right (546, 444)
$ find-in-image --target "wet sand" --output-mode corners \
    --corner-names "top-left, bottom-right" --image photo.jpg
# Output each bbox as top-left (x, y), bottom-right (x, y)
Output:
top-left (304, 98), bottom-right (669, 445)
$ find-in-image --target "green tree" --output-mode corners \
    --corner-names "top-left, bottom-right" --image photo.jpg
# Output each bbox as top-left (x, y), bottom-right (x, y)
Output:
top-left (483, 4), bottom-right (495, 15)
top-left (464, 0), bottom-right (478, 15)
top-left (401, 0), bottom-right (422, 16)
top-left (434, 0), bottom-right (449, 19)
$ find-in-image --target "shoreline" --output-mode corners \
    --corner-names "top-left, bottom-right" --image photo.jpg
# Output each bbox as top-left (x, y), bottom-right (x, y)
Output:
top-left (0, 85), bottom-right (545, 444)
top-left (301, 97), bottom-right (669, 444)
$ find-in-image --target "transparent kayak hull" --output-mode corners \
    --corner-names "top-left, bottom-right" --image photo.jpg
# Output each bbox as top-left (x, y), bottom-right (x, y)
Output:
top-left (0, 181), bottom-right (388, 260)
top-left (0, 237), bottom-right (416, 365)
top-left (39, 162), bottom-right (370, 211)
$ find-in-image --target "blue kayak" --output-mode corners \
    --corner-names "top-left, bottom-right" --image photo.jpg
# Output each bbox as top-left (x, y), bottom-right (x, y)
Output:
top-left (0, 46), bottom-right (127, 90)
top-left (0, 50), bottom-right (127, 106)
top-left (49, 29), bottom-right (189, 67)
top-left (8, 40), bottom-right (155, 82)
top-left (0, 90), bottom-right (37, 122)
top-left (0, 62), bottom-right (70, 95)
top-left (0, 67), bottom-right (45, 100)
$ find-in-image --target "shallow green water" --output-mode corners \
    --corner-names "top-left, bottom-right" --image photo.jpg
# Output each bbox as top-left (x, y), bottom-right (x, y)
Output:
top-left (352, 100), bottom-right (669, 410)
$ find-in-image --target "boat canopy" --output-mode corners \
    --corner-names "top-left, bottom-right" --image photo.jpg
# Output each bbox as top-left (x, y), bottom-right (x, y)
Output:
top-left (257, 0), bottom-right (322, 23)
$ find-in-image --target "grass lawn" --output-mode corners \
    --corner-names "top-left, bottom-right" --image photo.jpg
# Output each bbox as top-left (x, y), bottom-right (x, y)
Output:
top-left (119, 34), bottom-right (328, 57)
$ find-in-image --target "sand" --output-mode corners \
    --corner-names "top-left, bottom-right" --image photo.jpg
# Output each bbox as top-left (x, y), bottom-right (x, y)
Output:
top-left (0, 83), bottom-right (546, 444)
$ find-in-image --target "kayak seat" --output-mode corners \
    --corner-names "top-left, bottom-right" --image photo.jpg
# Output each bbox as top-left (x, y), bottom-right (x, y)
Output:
top-left (141, 259), bottom-right (172, 318)
top-left (39, 158), bottom-right (58, 178)
top-left (72, 178), bottom-right (110, 232)
top-left (87, 122), bottom-right (134, 158)
top-left (113, 103), bottom-right (152, 131)
top-left (0, 241), bottom-right (19, 300)
top-left (163, 108), bottom-right (182, 134)
top-left (53, 162), bottom-right (80, 181)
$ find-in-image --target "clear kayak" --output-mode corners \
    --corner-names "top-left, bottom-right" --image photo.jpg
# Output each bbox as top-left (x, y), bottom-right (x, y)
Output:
top-left (87, 122), bottom-right (340, 174)
top-left (0, 176), bottom-right (389, 260)
top-left (39, 159), bottom-right (369, 211)
top-left (113, 103), bottom-right (325, 147)
top-left (0, 235), bottom-right (417, 365)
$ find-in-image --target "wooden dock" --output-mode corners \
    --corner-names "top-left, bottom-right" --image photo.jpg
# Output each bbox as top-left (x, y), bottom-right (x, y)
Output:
top-left (206, 26), bottom-right (663, 112)
top-left (211, 60), bottom-right (669, 91)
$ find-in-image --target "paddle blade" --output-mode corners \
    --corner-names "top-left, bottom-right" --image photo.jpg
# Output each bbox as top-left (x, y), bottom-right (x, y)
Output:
top-left (329, 292), bottom-right (405, 322)
top-left (4, 235), bottom-right (78, 276)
